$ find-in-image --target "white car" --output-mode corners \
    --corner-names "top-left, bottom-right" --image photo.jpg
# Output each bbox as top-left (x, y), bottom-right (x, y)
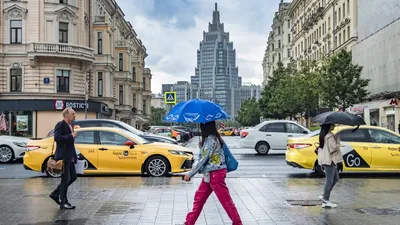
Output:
top-left (0, 136), bottom-right (30, 163)
top-left (239, 120), bottom-right (311, 155)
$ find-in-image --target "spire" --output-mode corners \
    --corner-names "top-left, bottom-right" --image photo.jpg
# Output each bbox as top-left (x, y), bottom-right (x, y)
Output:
top-left (212, 2), bottom-right (220, 25)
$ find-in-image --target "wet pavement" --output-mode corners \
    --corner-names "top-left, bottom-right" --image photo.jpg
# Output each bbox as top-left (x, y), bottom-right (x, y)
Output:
top-left (0, 137), bottom-right (400, 224)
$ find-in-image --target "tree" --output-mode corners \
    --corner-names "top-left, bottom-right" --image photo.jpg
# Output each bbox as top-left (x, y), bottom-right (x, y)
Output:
top-left (150, 107), bottom-right (167, 126)
top-left (236, 98), bottom-right (261, 126)
top-left (320, 49), bottom-right (370, 110)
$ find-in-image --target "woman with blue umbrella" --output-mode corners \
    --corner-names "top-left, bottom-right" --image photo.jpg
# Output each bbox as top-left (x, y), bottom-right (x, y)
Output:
top-left (164, 99), bottom-right (242, 225)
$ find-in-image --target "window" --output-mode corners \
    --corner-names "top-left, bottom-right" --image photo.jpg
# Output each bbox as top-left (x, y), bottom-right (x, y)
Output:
top-left (339, 33), bottom-right (342, 45)
top-left (338, 8), bottom-right (341, 22)
top-left (143, 100), bottom-right (146, 114)
top-left (348, 26), bottom-right (350, 39)
top-left (369, 129), bottom-right (400, 144)
top-left (10, 68), bottom-right (22, 92)
top-left (338, 129), bottom-right (370, 142)
top-left (10, 20), bottom-right (22, 44)
top-left (109, 33), bottom-right (112, 55)
top-left (287, 48), bottom-right (291, 58)
top-left (265, 123), bottom-right (285, 133)
top-left (278, 26), bottom-right (281, 35)
top-left (119, 53), bottom-right (123, 71)
top-left (288, 34), bottom-right (291, 43)
top-left (343, 30), bottom-right (346, 42)
top-left (278, 40), bottom-right (281, 48)
top-left (286, 123), bottom-right (306, 134)
top-left (133, 94), bottom-right (136, 107)
top-left (56, 70), bottom-right (70, 93)
top-left (119, 85), bottom-right (123, 105)
top-left (347, 0), bottom-right (350, 14)
top-left (343, 3), bottom-right (345, 18)
top-left (59, 0), bottom-right (68, 3)
top-left (97, 32), bottom-right (102, 54)
top-left (328, 17), bottom-right (331, 30)
top-left (59, 22), bottom-right (68, 43)
top-left (99, 131), bottom-right (129, 145)
top-left (143, 77), bottom-right (146, 89)
top-left (288, 20), bottom-right (290, 29)
top-left (74, 131), bottom-right (95, 144)
top-left (98, 72), bottom-right (103, 97)
top-left (278, 53), bottom-right (281, 62)
top-left (132, 67), bottom-right (136, 81)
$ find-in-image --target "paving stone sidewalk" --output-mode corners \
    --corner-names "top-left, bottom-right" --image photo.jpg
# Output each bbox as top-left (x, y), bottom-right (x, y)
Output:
top-left (0, 176), bottom-right (400, 225)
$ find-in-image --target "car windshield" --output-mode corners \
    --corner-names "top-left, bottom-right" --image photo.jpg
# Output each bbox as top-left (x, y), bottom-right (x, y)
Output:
top-left (115, 121), bottom-right (145, 136)
top-left (118, 129), bottom-right (150, 144)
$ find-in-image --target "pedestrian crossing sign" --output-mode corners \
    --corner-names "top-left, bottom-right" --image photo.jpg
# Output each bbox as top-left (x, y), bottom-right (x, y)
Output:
top-left (164, 92), bottom-right (176, 104)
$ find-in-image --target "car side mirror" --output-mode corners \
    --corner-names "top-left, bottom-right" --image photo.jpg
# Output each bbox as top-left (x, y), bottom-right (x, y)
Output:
top-left (125, 140), bottom-right (135, 148)
top-left (303, 130), bottom-right (308, 134)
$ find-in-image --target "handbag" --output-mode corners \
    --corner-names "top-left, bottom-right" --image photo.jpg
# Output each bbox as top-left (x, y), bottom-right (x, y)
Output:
top-left (46, 140), bottom-right (64, 174)
top-left (222, 142), bottom-right (238, 172)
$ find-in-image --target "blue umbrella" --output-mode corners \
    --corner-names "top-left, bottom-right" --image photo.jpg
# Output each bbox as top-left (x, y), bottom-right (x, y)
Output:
top-left (163, 99), bottom-right (230, 123)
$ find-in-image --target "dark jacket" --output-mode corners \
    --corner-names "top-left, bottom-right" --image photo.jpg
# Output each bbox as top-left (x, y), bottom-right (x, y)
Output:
top-left (54, 120), bottom-right (77, 163)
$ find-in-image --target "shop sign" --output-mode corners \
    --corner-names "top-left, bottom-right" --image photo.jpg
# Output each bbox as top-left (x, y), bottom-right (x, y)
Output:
top-left (54, 100), bottom-right (89, 111)
top-left (16, 115), bottom-right (28, 131)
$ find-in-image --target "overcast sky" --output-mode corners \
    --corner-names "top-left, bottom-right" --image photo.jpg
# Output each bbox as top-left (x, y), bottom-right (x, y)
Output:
top-left (116, 0), bottom-right (284, 93)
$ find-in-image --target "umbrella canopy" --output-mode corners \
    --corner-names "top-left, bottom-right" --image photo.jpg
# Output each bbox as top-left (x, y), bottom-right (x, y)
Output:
top-left (163, 99), bottom-right (230, 123)
top-left (312, 111), bottom-right (366, 126)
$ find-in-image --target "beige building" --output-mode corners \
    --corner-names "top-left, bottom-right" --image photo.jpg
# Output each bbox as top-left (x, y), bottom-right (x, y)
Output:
top-left (262, 1), bottom-right (292, 85)
top-left (288, 0), bottom-right (358, 65)
top-left (0, 0), bottom-right (152, 138)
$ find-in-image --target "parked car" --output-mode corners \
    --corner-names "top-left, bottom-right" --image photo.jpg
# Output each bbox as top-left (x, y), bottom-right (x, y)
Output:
top-left (286, 125), bottom-right (400, 175)
top-left (47, 119), bottom-right (179, 145)
top-left (191, 127), bottom-right (201, 136)
top-left (25, 127), bottom-right (194, 178)
top-left (0, 135), bottom-right (30, 163)
top-left (173, 126), bottom-right (194, 138)
top-left (149, 127), bottom-right (190, 143)
top-left (239, 120), bottom-right (311, 155)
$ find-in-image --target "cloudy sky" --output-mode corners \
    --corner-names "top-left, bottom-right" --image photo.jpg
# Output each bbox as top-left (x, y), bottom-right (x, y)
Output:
top-left (116, 0), bottom-right (285, 93)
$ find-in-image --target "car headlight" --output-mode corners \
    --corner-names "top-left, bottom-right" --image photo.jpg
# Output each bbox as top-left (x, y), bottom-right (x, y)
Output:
top-left (169, 150), bottom-right (187, 155)
top-left (13, 141), bottom-right (27, 148)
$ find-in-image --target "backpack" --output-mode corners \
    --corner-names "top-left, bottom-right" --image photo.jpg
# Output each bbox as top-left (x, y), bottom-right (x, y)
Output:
top-left (222, 143), bottom-right (238, 172)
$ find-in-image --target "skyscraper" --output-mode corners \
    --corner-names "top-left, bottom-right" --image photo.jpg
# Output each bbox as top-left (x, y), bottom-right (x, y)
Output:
top-left (191, 3), bottom-right (242, 117)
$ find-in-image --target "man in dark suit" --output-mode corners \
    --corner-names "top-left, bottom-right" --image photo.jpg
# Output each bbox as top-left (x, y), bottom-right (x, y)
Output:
top-left (49, 107), bottom-right (78, 210)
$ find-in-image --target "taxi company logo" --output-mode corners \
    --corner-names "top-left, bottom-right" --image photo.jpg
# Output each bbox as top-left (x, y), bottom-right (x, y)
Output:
top-left (388, 147), bottom-right (400, 152)
top-left (343, 150), bottom-right (370, 168)
top-left (123, 151), bottom-right (129, 156)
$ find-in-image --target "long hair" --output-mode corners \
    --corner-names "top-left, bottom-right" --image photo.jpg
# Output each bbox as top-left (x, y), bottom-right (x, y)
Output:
top-left (200, 121), bottom-right (223, 148)
top-left (319, 124), bottom-right (331, 149)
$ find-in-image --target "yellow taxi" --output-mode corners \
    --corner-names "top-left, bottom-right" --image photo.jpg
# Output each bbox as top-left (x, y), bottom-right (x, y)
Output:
top-left (286, 125), bottom-right (400, 175)
top-left (219, 128), bottom-right (235, 136)
top-left (23, 127), bottom-right (194, 178)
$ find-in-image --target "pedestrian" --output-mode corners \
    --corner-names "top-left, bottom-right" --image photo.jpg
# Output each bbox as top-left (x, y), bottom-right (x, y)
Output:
top-left (49, 107), bottom-right (78, 210)
top-left (318, 124), bottom-right (342, 208)
top-left (183, 121), bottom-right (242, 225)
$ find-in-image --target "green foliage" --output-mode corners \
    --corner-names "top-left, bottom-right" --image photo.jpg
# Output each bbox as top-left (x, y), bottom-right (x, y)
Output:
top-left (319, 49), bottom-right (370, 110)
top-left (150, 107), bottom-right (167, 126)
top-left (236, 98), bottom-right (261, 126)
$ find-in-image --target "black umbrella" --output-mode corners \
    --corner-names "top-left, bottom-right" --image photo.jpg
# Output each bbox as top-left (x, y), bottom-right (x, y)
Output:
top-left (312, 111), bottom-right (366, 126)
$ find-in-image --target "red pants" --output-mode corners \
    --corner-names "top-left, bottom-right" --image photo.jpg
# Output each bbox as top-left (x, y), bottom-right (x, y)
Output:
top-left (185, 169), bottom-right (242, 225)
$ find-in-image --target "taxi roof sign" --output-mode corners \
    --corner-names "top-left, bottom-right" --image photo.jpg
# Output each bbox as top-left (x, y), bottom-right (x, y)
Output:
top-left (164, 92), bottom-right (176, 104)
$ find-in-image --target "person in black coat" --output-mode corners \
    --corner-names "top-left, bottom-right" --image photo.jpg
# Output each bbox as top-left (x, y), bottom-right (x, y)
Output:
top-left (49, 107), bottom-right (78, 210)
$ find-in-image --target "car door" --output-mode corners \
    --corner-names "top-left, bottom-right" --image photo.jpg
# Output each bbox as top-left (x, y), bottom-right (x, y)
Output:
top-left (368, 128), bottom-right (400, 170)
top-left (260, 123), bottom-right (287, 150)
top-left (74, 131), bottom-right (98, 170)
top-left (97, 131), bottom-right (142, 172)
top-left (337, 128), bottom-right (372, 171)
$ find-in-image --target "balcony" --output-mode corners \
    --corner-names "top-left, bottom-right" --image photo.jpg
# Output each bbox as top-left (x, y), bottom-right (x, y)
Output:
top-left (116, 40), bottom-right (129, 48)
top-left (131, 82), bottom-right (143, 90)
top-left (115, 71), bottom-right (133, 81)
top-left (27, 42), bottom-right (94, 63)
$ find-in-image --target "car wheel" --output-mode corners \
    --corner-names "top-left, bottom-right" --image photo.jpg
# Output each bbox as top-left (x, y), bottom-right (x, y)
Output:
top-left (255, 142), bottom-right (270, 155)
top-left (43, 158), bottom-right (62, 178)
top-left (0, 145), bottom-right (14, 163)
top-left (146, 156), bottom-right (169, 177)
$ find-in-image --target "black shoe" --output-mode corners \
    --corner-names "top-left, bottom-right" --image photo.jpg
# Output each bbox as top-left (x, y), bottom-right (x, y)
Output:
top-left (49, 194), bottom-right (60, 205)
top-left (60, 203), bottom-right (76, 210)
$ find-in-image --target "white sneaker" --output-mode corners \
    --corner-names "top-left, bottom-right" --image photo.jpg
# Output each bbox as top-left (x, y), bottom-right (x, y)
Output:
top-left (322, 201), bottom-right (337, 208)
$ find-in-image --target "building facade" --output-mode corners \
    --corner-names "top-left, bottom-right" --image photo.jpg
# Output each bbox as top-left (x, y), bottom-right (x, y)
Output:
top-left (190, 3), bottom-right (242, 118)
top-left (240, 85), bottom-right (262, 103)
top-left (288, 0), bottom-right (358, 66)
top-left (151, 93), bottom-right (167, 109)
top-left (0, 0), bottom-right (151, 138)
top-left (161, 81), bottom-right (198, 104)
top-left (262, 1), bottom-right (292, 85)
top-left (351, 18), bottom-right (400, 132)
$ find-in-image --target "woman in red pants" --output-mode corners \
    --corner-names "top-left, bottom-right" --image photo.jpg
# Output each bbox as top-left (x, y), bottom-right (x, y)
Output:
top-left (183, 121), bottom-right (242, 225)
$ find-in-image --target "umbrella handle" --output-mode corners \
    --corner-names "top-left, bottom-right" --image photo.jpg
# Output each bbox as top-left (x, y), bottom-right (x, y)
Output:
top-left (351, 125), bottom-right (360, 133)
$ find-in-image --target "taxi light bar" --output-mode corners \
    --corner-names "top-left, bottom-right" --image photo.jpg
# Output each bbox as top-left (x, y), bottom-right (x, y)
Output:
top-left (289, 143), bottom-right (312, 149)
